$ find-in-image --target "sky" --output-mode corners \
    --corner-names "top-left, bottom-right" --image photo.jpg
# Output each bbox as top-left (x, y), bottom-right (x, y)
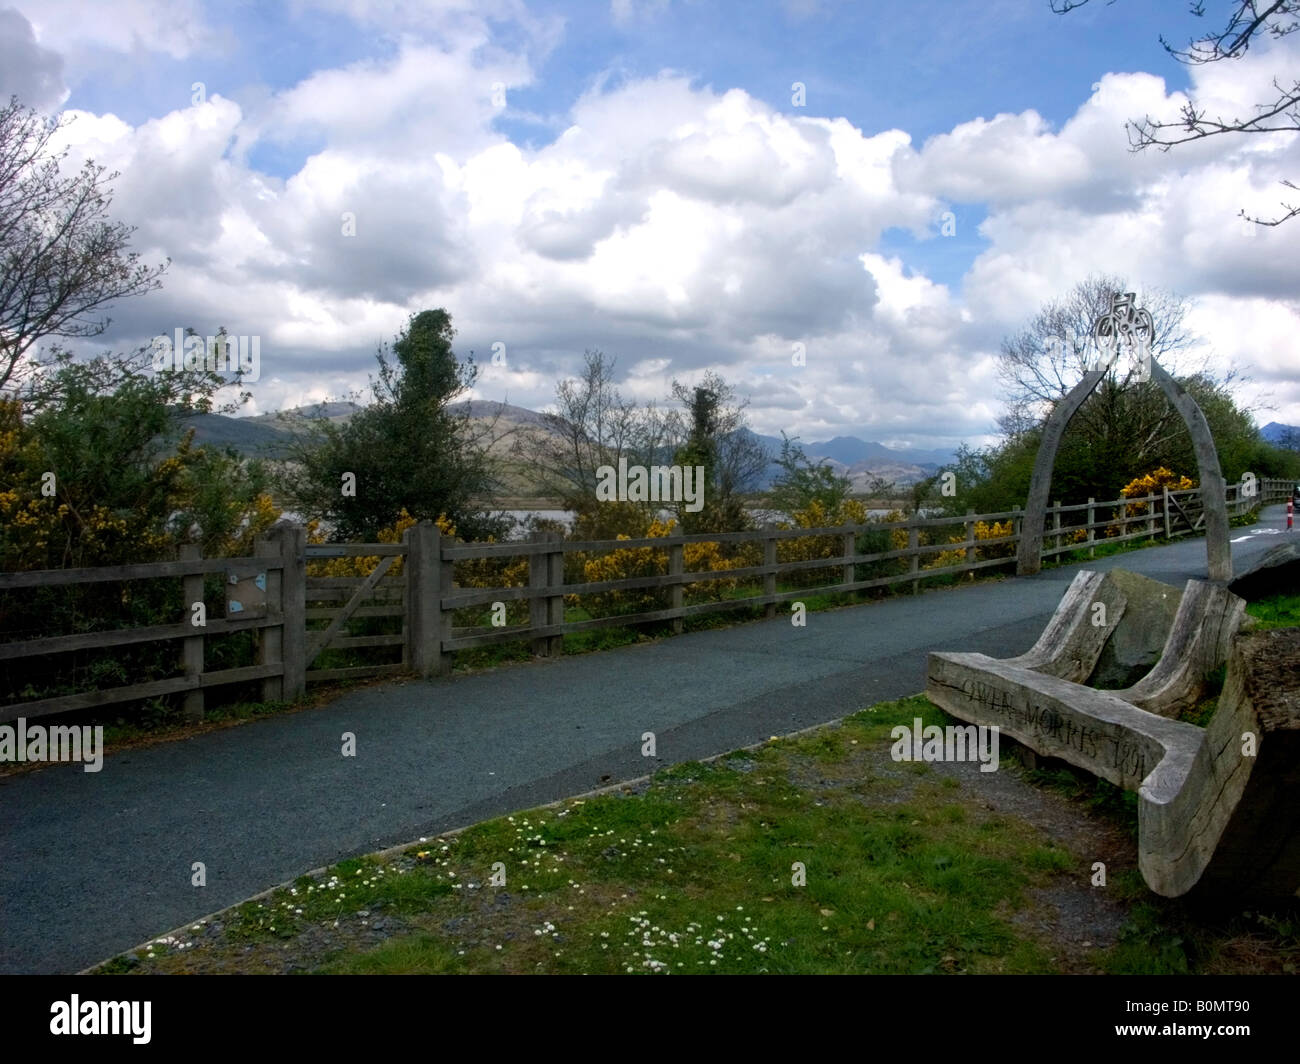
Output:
top-left (2, 0), bottom-right (1298, 454)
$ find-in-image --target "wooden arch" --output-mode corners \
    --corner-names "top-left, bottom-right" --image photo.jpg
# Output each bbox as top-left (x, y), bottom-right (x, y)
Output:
top-left (1015, 359), bottom-right (1231, 583)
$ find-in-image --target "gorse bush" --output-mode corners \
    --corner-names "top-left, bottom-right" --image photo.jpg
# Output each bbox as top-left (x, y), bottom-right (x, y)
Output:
top-left (0, 347), bottom-right (283, 712)
top-left (1110, 467), bottom-right (1195, 535)
top-left (925, 519), bottom-right (1015, 570)
top-left (576, 517), bottom-right (747, 616)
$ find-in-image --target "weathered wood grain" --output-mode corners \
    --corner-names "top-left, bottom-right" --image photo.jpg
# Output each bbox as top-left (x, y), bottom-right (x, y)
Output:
top-left (927, 629), bottom-right (1300, 902)
top-left (1115, 580), bottom-right (1245, 718)
top-left (1002, 569), bottom-right (1126, 681)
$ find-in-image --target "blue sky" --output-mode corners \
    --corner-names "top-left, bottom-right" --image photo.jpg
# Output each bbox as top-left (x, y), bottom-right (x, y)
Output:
top-left (55, 0), bottom-right (1199, 291)
top-left (2, 0), bottom-right (1297, 452)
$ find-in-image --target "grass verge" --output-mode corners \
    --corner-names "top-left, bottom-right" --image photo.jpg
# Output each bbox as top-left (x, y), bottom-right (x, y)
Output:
top-left (91, 695), bottom-right (1299, 976)
top-left (1245, 592), bottom-right (1300, 630)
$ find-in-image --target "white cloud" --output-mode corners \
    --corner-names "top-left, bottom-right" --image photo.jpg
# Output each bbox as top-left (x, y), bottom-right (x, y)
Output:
top-left (10, 0), bottom-right (211, 60)
top-left (0, 9), bottom-right (66, 110)
top-left (16, 4), bottom-right (1300, 445)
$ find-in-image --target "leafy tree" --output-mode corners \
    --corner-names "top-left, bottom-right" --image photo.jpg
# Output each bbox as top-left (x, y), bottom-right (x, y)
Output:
top-left (0, 341), bottom-right (278, 714)
top-left (667, 371), bottom-right (768, 534)
top-left (516, 357), bottom-right (765, 537)
top-left (280, 309), bottom-right (503, 541)
top-left (907, 473), bottom-right (943, 517)
top-left (766, 432), bottom-right (853, 516)
top-left (2, 340), bottom-right (273, 569)
top-left (0, 96), bottom-right (169, 391)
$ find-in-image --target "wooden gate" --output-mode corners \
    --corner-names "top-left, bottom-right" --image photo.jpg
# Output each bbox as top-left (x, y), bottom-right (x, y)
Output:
top-left (303, 542), bottom-right (409, 683)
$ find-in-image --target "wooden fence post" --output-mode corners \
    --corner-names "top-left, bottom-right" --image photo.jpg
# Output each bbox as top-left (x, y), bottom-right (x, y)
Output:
top-left (842, 526), bottom-right (855, 593)
top-left (670, 540), bottom-right (684, 634)
top-left (546, 531), bottom-right (565, 656)
top-left (435, 528), bottom-right (454, 676)
top-left (764, 535), bottom-right (777, 619)
top-left (964, 508), bottom-right (976, 578)
top-left (1146, 492), bottom-right (1157, 540)
top-left (1163, 486), bottom-right (1172, 539)
top-left (1052, 500), bottom-right (1061, 555)
top-left (1087, 498), bottom-right (1096, 559)
top-left (280, 524), bottom-right (306, 700)
top-left (406, 520), bottom-right (438, 678)
top-left (909, 520), bottom-right (920, 595)
top-left (255, 528), bottom-right (284, 703)
top-left (180, 543), bottom-right (205, 722)
top-left (529, 531), bottom-right (552, 658)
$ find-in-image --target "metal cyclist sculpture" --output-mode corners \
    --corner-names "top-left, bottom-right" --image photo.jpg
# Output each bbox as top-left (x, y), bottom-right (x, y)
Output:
top-left (1092, 291), bottom-right (1154, 378)
top-left (1016, 291), bottom-right (1232, 583)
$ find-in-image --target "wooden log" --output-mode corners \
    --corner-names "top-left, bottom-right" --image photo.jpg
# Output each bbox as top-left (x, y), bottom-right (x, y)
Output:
top-left (1017, 369), bottom-right (1108, 576)
top-left (1115, 580), bottom-right (1245, 718)
top-left (255, 530), bottom-right (284, 703)
top-left (927, 651), bottom-right (1198, 792)
top-left (545, 531), bottom-right (565, 656)
top-left (279, 524), bottom-right (307, 700)
top-left (0, 663), bottom-right (282, 724)
top-left (304, 543), bottom-right (407, 557)
top-left (528, 531), bottom-right (552, 658)
top-left (908, 523), bottom-right (920, 595)
top-left (964, 509), bottom-right (976, 578)
top-left (1142, 629), bottom-right (1300, 902)
top-left (435, 529), bottom-right (454, 676)
top-left (1001, 569), bottom-right (1126, 682)
top-left (0, 556), bottom-right (270, 590)
top-left (1150, 360), bottom-right (1232, 583)
top-left (670, 542), bottom-right (684, 634)
top-left (406, 521), bottom-right (438, 678)
top-left (0, 613), bottom-right (277, 661)
top-left (926, 629), bottom-right (1300, 902)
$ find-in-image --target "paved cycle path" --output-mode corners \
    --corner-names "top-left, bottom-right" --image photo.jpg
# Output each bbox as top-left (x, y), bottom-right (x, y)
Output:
top-left (1, 507), bottom-right (1292, 973)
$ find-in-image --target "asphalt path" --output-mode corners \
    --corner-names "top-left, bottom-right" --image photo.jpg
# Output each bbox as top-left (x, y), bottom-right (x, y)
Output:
top-left (1, 505), bottom-right (1292, 974)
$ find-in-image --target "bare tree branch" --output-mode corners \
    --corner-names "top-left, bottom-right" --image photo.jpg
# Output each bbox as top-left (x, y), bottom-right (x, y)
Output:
top-left (0, 95), bottom-right (170, 392)
top-left (1054, 2), bottom-right (1300, 226)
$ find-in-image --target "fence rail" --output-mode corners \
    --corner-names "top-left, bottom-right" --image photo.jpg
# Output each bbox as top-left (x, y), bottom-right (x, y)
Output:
top-left (0, 478), bottom-right (1290, 723)
top-left (0, 525), bottom-right (302, 724)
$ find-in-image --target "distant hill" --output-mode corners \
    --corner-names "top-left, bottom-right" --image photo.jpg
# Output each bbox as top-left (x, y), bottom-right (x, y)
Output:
top-left (172, 401), bottom-right (362, 458)
top-left (747, 429), bottom-right (956, 489)
top-left (247, 401), bottom-right (363, 431)
top-left (446, 399), bottom-right (551, 428)
top-left (170, 411), bottom-right (295, 457)
top-left (1261, 421), bottom-right (1300, 448)
top-left (166, 398), bottom-right (960, 490)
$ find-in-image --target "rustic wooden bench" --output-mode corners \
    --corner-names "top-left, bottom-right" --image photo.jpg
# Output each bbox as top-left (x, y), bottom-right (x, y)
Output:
top-left (926, 573), bottom-right (1299, 903)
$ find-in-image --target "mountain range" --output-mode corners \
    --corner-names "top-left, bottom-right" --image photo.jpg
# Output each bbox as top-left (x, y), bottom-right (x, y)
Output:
top-left (169, 398), bottom-right (958, 491)
top-left (1261, 421), bottom-right (1300, 446)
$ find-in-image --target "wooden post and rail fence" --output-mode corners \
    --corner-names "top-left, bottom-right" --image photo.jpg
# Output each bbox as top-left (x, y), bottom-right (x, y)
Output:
top-left (0, 478), bottom-right (1290, 726)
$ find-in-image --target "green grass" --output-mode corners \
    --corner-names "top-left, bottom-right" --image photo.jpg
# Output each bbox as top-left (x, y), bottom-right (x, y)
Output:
top-left (93, 694), bottom-right (1299, 976)
top-left (1245, 593), bottom-right (1300, 630)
